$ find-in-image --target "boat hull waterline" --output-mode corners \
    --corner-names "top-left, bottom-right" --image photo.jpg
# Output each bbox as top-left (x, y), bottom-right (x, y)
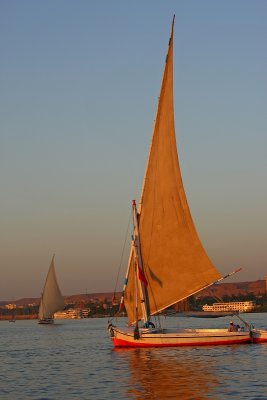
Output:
top-left (38, 318), bottom-right (54, 325)
top-left (109, 326), bottom-right (251, 347)
top-left (251, 329), bottom-right (267, 344)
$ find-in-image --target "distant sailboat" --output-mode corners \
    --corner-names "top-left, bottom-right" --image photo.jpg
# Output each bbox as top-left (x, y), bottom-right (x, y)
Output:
top-left (108, 16), bottom-right (251, 347)
top-left (9, 310), bottom-right (16, 323)
top-left (9, 299), bottom-right (16, 322)
top-left (38, 255), bottom-right (65, 324)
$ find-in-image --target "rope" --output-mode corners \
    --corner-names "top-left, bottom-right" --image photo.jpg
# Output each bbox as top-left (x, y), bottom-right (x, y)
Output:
top-left (108, 209), bottom-right (132, 322)
top-left (113, 209), bottom-right (132, 296)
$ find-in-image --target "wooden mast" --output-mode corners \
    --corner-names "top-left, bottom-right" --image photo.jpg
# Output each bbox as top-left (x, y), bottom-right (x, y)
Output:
top-left (132, 200), bottom-right (150, 326)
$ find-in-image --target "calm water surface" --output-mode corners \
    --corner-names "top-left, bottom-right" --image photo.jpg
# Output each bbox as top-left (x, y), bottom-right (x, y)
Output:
top-left (1, 313), bottom-right (267, 399)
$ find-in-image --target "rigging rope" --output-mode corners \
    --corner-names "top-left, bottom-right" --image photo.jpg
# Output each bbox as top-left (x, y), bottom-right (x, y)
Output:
top-left (108, 208), bottom-right (132, 321)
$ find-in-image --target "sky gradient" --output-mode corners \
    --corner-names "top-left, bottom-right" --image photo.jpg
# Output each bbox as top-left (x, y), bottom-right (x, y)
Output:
top-left (1, 1), bottom-right (266, 300)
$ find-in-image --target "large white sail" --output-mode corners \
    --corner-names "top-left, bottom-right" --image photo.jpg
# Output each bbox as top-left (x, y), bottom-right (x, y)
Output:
top-left (124, 17), bottom-right (221, 324)
top-left (38, 256), bottom-right (65, 320)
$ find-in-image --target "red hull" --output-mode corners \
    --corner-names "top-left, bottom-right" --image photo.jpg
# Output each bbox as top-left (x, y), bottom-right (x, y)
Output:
top-left (112, 337), bottom-right (251, 347)
top-left (253, 338), bottom-right (267, 344)
top-left (251, 330), bottom-right (267, 343)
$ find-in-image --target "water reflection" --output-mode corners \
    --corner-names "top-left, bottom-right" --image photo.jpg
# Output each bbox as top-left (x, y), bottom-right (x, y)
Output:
top-left (114, 348), bottom-right (218, 399)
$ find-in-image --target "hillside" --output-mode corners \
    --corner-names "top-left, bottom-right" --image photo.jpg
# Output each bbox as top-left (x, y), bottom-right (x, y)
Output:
top-left (200, 280), bottom-right (266, 299)
top-left (1, 280), bottom-right (266, 307)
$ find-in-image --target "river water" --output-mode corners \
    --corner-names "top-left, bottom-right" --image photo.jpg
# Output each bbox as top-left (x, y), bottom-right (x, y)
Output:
top-left (0, 313), bottom-right (267, 399)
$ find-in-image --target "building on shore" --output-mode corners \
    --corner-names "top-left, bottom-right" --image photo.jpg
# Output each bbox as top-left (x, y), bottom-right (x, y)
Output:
top-left (5, 303), bottom-right (16, 310)
top-left (54, 308), bottom-right (90, 319)
top-left (202, 301), bottom-right (256, 313)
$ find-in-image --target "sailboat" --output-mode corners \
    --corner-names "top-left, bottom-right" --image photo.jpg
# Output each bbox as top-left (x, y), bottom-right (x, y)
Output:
top-left (9, 309), bottom-right (16, 322)
top-left (108, 16), bottom-right (251, 347)
top-left (38, 255), bottom-right (65, 324)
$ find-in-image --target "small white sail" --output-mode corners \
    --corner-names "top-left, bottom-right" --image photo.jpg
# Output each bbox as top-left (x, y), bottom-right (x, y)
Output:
top-left (38, 256), bottom-right (65, 321)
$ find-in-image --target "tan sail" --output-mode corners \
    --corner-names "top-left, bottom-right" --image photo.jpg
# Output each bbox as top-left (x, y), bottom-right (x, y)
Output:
top-left (38, 256), bottom-right (65, 320)
top-left (124, 248), bottom-right (143, 324)
top-left (124, 17), bottom-right (221, 323)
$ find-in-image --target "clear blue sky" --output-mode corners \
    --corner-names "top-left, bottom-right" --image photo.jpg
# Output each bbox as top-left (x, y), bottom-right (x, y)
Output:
top-left (0, 1), bottom-right (266, 300)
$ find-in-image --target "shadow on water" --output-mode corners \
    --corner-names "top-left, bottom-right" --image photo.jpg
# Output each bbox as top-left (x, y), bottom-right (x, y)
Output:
top-left (113, 347), bottom-right (218, 399)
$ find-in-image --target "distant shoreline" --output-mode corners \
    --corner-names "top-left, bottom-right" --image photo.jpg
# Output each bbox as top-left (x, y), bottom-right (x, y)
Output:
top-left (1, 310), bottom-right (266, 321)
top-left (0, 315), bottom-right (37, 320)
top-left (1, 278), bottom-right (266, 306)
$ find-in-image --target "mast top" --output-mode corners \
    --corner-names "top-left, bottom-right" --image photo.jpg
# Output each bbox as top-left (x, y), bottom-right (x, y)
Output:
top-left (172, 14), bottom-right (175, 28)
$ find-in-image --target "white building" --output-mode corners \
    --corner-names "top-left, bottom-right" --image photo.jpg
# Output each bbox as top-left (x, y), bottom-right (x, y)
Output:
top-left (54, 308), bottom-right (90, 319)
top-left (5, 304), bottom-right (16, 310)
top-left (202, 301), bottom-right (255, 313)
